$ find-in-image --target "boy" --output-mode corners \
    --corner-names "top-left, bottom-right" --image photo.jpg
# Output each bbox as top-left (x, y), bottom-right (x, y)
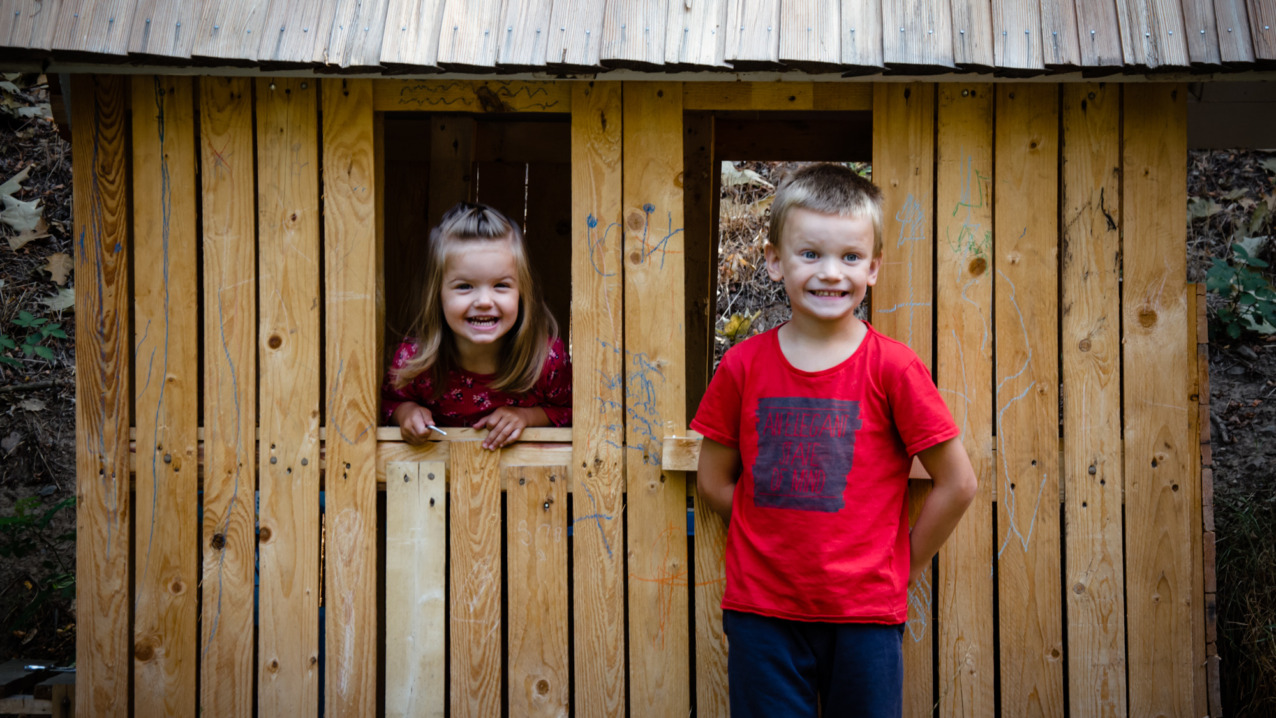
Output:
top-left (692, 164), bottom-right (977, 717)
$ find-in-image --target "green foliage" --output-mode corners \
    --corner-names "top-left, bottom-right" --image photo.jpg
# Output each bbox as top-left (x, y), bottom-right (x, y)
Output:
top-left (2, 309), bottom-right (66, 364)
top-left (0, 495), bottom-right (75, 637)
top-left (1206, 242), bottom-right (1276, 340)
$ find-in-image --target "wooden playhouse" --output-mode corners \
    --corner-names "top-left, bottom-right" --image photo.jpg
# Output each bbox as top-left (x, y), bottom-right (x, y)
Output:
top-left (4, 0), bottom-right (1273, 715)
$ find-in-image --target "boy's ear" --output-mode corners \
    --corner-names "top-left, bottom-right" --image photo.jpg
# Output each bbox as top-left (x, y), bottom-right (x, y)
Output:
top-left (763, 242), bottom-right (783, 282)
top-left (867, 255), bottom-right (881, 286)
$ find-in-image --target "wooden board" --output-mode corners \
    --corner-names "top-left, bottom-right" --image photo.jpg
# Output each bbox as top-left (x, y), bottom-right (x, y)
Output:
top-left (993, 0), bottom-right (1045, 70)
top-left (1040, 0), bottom-right (1081, 65)
top-left (0, 0), bottom-right (60, 50)
top-left (600, 0), bottom-right (666, 65)
top-left (841, 0), bottom-right (885, 68)
top-left (324, 0), bottom-right (391, 67)
top-left (723, 0), bottom-right (780, 65)
top-left (664, 0), bottom-right (727, 67)
top-left (994, 82), bottom-right (1063, 718)
top-left (683, 82), bottom-right (815, 111)
top-left (622, 81), bottom-right (689, 718)
top-left (778, 0), bottom-right (841, 68)
top-left (191, 0), bottom-right (267, 61)
top-left (882, 0), bottom-right (955, 67)
top-left (1214, 0), bottom-right (1256, 63)
top-left (496, 0), bottom-right (554, 67)
top-left (130, 74), bottom-right (198, 718)
top-left (950, 0), bottom-right (995, 66)
top-left (1181, 0), bottom-right (1222, 64)
top-left (714, 116), bottom-right (872, 162)
top-left (381, 116), bottom-right (430, 345)
top-left (1249, 0), bottom-right (1276, 59)
top-left (569, 81), bottom-right (627, 718)
top-left (436, 0), bottom-right (503, 68)
top-left (255, 76), bottom-right (322, 717)
top-left (1113, 0), bottom-right (1190, 66)
top-left (870, 82), bottom-right (935, 718)
top-left (52, 0), bottom-right (136, 54)
top-left (256, 0), bottom-right (327, 62)
top-left (545, 0), bottom-right (605, 67)
top-left (1061, 82), bottom-right (1126, 718)
top-left (385, 461), bottom-right (447, 718)
top-left (1122, 82), bottom-right (1194, 718)
top-left (506, 464), bottom-right (570, 717)
top-left (526, 160), bottom-right (574, 337)
top-left (71, 73), bottom-right (131, 718)
top-left (1074, 0), bottom-right (1124, 66)
top-left (427, 114), bottom-right (475, 230)
top-left (322, 77), bottom-right (379, 718)
top-left (934, 82), bottom-right (995, 718)
top-left (197, 75), bottom-right (257, 718)
top-left (1187, 283), bottom-right (1207, 718)
top-left (127, 0), bottom-right (194, 57)
top-left (448, 441), bottom-right (503, 718)
top-left (380, 0), bottom-right (445, 67)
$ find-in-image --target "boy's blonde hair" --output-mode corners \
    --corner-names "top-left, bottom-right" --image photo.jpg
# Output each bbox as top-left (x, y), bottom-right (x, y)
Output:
top-left (393, 202), bottom-right (557, 395)
top-left (768, 163), bottom-right (884, 257)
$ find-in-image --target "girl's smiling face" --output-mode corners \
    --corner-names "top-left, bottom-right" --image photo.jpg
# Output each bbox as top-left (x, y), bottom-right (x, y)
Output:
top-left (441, 238), bottom-right (521, 366)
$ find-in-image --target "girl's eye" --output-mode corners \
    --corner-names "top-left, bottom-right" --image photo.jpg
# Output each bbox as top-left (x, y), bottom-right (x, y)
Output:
top-left (453, 282), bottom-right (471, 290)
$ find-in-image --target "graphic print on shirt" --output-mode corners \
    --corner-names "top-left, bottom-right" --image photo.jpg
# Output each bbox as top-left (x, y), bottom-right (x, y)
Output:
top-left (753, 397), bottom-right (861, 512)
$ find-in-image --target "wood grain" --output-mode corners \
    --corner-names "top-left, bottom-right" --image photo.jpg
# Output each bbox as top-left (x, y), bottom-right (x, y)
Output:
top-left (255, 76), bottom-right (322, 717)
top-left (375, 79), bottom-right (570, 113)
top-left (323, 0), bottom-right (391, 67)
top-left (198, 75), bottom-right (257, 718)
top-left (192, 0), bottom-right (267, 61)
top-left (1113, 0), bottom-right (1190, 66)
top-left (545, 0), bottom-right (605, 67)
top-left (436, 0), bottom-right (502, 67)
top-left (934, 82), bottom-right (995, 718)
top-left (569, 80), bottom-right (627, 718)
top-left (665, 0), bottom-right (727, 67)
top-left (385, 461), bottom-right (447, 718)
top-left (496, 0), bottom-right (554, 68)
top-left (1074, 0), bottom-right (1124, 66)
top-left (127, 0), bottom-right (194, 57)
top-left (870, 82), bottom-right (935, 718)
top-left (882, 0), bottom-right (955, 67)
top-left (600, 0), bottom-right (666, 65)
top-left (723, 0), bottom-right (780, 65)
top-left (1122, 82), bottom-right (1194, 718)
top-left (994, 82), bottom-right (1063, 718)
top-left (1248, 0), bottom-right (1276, 59)
top-left (682, 82), bottom-right (814, 111)
top-left (322, 77), bottom-right (379, 718)
top-left (623, 81), bottom-right (689, 718)
top-left (778, 0), bottom-right (840, 68)
top-left (993, 0), bottom-right (1045, 69)
top-left (841, 0), bottom-right (884, 68)
top-left (1214, 0), bottom-right (1256, 63)
top-left (256, 0), bottom-right (330, 62)
top-left (1180, 0), bottom-right (1222, 64)
top-left (130, 73), bottom-right (198, 718)
top-left (380, 0), bottom-right (444, 66)
top-left (1039, 0), bottom-right (1081, 65)
top-left (950, 0), bottom-right (994, 66)
top-left (72, 72), bottom-right (131, 718)
top-left (52, 0), bottom-right (136, 54)
top-left (0, 0), bottom-right (60, 50)
top-left (449, 441), bottom-right (503, 718)
top-left (506, 464), bottom-right (570, 717)
top-left (1061, 82), bottom-right (1127, 718)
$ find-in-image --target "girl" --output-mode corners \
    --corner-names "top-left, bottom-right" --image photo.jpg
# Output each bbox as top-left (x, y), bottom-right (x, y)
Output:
top-left (382, 202), bottom-right (571, 450)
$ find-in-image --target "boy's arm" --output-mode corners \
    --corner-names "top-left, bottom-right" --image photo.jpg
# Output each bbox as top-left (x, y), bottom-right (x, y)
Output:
top-left (909, 437), bottom-right (978, 587)
top-left (696, 438), bottom-right (741, 523)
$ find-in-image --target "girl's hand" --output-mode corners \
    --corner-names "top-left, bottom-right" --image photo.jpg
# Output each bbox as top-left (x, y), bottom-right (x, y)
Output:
top-left (393, 403), bottom-right (437, 445)
top-left (473, 407), bottom-right (548, 450)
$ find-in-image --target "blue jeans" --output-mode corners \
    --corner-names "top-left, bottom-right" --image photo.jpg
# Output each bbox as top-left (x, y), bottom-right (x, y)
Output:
top-left (724, 610), bottom-right (904, 718)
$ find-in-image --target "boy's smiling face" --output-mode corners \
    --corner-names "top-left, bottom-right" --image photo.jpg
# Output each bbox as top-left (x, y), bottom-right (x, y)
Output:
top-left (765, 207), bottom-right (880, 330)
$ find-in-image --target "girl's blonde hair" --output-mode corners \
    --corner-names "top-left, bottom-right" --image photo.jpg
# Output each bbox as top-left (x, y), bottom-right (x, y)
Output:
top-left (393, 202), bottom-right (557, 395)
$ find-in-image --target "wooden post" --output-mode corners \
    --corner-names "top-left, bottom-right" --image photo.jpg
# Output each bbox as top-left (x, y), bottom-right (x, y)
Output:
top-left (934, 82), bottom-right (995, 718)
top-left (428, 115), bottom-right (476, 228)
top-left (1122, 83), bottom-right (1194, 717)
top-left (322, 77), bottom-right (380, 718)
top-left (256, 77), bottom-right (322, 716)
top-left (569, 81), bottom-right (627, 718)
top-left (449, 441), bottom-right (503, 718)
top-left (72, 73), bottom-right (131, 718)
top-left (871, 82), bottom-right (936, 718)
top-left (130, 74), bottom-right (199, 718)
top-left (994, 82), bottom-right (1063, 717)
top-left (623, 81), bottom-right (690, 718)
top-left (1061, 82), bottom-right (1127, 718)
top-left (198, 75), bottom-right (257, 718)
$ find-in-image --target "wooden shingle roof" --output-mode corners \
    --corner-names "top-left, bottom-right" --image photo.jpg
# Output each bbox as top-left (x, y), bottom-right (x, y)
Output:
top-left (1, 0), bottom-right (1273, 75)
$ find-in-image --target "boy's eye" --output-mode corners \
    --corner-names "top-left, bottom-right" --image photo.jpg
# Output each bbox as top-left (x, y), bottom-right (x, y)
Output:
top-left (844, 253), bottom-right (860, 262)
top-left (801, 250), bottom-right (818, 260)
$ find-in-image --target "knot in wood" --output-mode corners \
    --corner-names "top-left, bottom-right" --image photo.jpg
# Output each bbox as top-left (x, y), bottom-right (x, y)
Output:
top-left (268, 334), bottom-right (283, 349)
top-left (259, 526), bottom-right (273, 542)
top-left (536, 679), bottom-right (550, 695)
top-left (211, 533), bottom-right (227, 550)
top-left (968, 257), bottom-right (987, 276)
top-left (134, 640), bottom-right (156, 662)
top-left (1078, 338), bottom-right (1091, 352)
top-left (1138, 308), bottom-right (1158, 327)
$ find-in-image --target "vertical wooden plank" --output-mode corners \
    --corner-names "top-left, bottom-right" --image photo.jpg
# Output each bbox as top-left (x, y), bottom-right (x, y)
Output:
top-left (128, 0), bottom-right (195, 57)
top-left (449, 441), bottom-right (503, 718)
top-left (569, 81), bottom-right (627, 718)
top-left (684, 111), bottom-right (728, 718)
top-left (601, 0), bottom-right (667, 65)
top-left (934, 82), bottom-right (995, 718)
top-left (1061, 82), bottom-right (1126, 718)
top-left (1074, 0), bottom-right (1125, 66)
top-left (1040, 0), bottom-right (1082, 66)
top-left (72, 72), bottom-right (130, 718)
top-left (1181, 0), bottom-right (1223, 64)
top-left (723, 0), bottom-right (781, 65)
top-left (622, 81), bottom-right (689, 718)
top-left (882, 0), bottom-right (955, 67)
top-left (436, 0), bottom-right (503, 67)
top-left (496, 0), bottom-right (554, 67)
top-left (198, 75), bottom-right (257, 718)
top-left (546, 0), bottom-right (605, 67)
top-left (52, 0), bottom-right (137, 54)
top-left (950, 0), bottom-right (995, 67)
top-left (778, 0), bottom-right (841, 68)
top-left (526, 160), bottom-right (574, 338)
top-left (1214, 0), bottom-right (1256, 63)
top-left (871, 82), bottom-right (935, 718)
top-left (1, 0), bottom-right (61, 50)
top-left (1187, 284), bottom-right (1208, 718)
top-left (256, 76), bottom-right (322, 718)
top-left (1113, 0), bottom-right (1190, 67)
top-left (257, 0), bottom-right (331, 63)
top-left (324, 0), bottom-right (391, 67)
top-left (1122, 82), bottom-right (1193, 718)
top-left (427, 115), bottom-right (475, 229)
top-left (506, 465), bottom-right (570, 717)
top-left (322, 77), bottom-right (379, 718)
top-left (1248, 0), bottom-right (1276, 59)
top-left (385, 461), bottom-right (447, 718)
top-left (130, 73), bottom-right (198, 718)
top-left (191, 0), bottom-right (266, 61)
top-left (842, 0), bottom-right (884, 68)
top-left (994, 82), bottom-right (1063, 718)
top-left (380, 0), bottom-right (445, 67)
top-left (664, 0), bottom-right (728, 67)
top-left (993, 0), bottom-right (1046, 70)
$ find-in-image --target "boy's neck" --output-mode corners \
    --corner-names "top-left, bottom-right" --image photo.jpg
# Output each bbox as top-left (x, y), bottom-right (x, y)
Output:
top-left (777, 315), bottom-right (869, 372)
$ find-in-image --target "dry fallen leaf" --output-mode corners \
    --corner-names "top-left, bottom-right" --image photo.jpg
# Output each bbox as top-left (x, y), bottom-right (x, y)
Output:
top-left (40, 286), bottom-right (74, 312)
top-left (1, 165), bottom-right (49, 249)
top-left (42, 252), bottom-right (72, 285)
top-left (19, 398), bottom-right (45, 412)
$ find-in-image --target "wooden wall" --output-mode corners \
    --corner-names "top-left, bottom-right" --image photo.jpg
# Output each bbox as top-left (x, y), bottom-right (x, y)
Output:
top-left (73, 77), bottom-right (1208, 717)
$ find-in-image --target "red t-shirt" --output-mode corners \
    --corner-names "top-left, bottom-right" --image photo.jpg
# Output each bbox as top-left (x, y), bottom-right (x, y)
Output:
top-left (691, 323), bottom-right (958, 623)
top-left (381, 336), bottom-right (572, 428)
